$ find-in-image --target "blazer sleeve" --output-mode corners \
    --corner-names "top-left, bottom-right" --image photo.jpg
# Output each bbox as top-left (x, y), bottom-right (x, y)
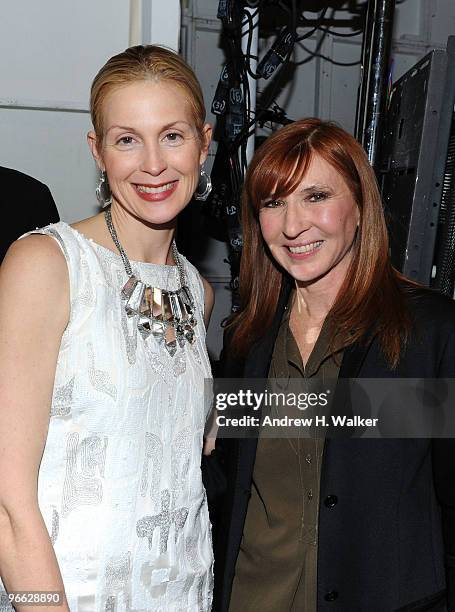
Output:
top-left (202, 328), bottom-right (238, 534)
top-left (32, 183), bottom-right (60, 228)
top-left (0, 170), bottom-right (60, 262)
top-left (433, 325), bottom-right (455, 610)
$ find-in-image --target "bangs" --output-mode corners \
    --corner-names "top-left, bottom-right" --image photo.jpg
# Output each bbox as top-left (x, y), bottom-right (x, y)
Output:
top-left (248, 141), bottom-right (312, 213)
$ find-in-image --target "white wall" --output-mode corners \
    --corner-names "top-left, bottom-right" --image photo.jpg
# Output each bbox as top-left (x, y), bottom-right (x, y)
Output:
top-left (0, 0), bottom-right (179, 223)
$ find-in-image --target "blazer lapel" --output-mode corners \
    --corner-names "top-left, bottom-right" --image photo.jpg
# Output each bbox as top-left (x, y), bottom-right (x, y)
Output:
top-left (238, 278), bottom-right (293, 488)
top-left (244, 279), bottom-right (292, 379)
top-left (339, 339), bottom-right (373, 379)
top-left (326, 337), bottom-right (375, 438)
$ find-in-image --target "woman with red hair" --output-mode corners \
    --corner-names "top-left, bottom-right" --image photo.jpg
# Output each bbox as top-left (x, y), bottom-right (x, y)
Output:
top-left (213, 118), bottom-right (455, 611)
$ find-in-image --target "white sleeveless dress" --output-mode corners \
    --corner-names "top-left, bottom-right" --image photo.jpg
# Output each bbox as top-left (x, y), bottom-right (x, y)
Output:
top-left (2, 222), bottom-right (213, 611)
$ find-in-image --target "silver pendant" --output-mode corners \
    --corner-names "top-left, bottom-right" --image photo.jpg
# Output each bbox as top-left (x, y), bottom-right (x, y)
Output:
top-left (164, 340), bottom-right (177, 356)
top-left (104, 207), bottom-right (197, 355)
top-left (121, 277), bottom-right (197, 352)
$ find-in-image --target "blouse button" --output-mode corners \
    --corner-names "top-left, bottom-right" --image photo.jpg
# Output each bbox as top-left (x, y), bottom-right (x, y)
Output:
top-left (324, 590), bottom-right (338, 601)
top-left (324, 495), bottom-right (338, 508)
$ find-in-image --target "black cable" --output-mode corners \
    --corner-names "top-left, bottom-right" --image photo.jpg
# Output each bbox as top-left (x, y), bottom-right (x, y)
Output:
top-left (217, 0), bottom-right (296, 149)
top-left (228, 23), bottom-right (297, 149)
top-left (222, 7), bottom-right (260, 36)
top-left (290, 0), bottom-right (297, 36)
top-left (317, 26), bottom-right (363, 38)
top-left (232, 43), bottom-right (294, 149)
top-left (231, 5), bottom-right (360, 144)
top-left (295, 25), bottom-right (320, 41)
top-left (243, 9), bottom-right (261, 79)
top-left (239, 8), bottom-right (260, 36)
top-left (295, 40), bottom-right (361, 66)
top-left (240, 60), bottom-right (250, 174)
top-left (278, 0), bottom-right (291, 15)
top-left (294, 7), bottom-right (361, 67)
top-left (220, 3), bottom-right (361, 148)
top-left (293, 13), bottom-right (329, 67)
top-left (296, 6), bottom-right (328, 41)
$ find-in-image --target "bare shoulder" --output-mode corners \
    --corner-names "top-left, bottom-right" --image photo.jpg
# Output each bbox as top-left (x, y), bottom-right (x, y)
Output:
top-left (2, 233), bottom-right (66, 274)
top-left (0, 235), bottom-right (69, 329)
top-left (71, 212), bottom-right (109, 246)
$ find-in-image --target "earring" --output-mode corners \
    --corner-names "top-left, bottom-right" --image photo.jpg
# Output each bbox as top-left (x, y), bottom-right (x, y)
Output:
top-left (194, 166), bottom-right (212, 201)
top-left (96, 170), bottom-right (112, 208)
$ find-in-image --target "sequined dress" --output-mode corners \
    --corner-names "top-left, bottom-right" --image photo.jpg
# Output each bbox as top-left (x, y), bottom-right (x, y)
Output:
top-left (1, 222), bottom-right (213, 611)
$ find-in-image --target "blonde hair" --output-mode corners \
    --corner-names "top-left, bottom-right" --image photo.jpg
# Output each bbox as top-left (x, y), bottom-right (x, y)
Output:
top-left (90, 45), bottom-right (206, 140)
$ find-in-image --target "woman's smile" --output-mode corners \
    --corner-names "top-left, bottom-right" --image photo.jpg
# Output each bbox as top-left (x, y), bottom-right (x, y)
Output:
top-left (133, 180), bottom-right (178, 202)
top-left (285, 240), bottom-right (324, 258)
top-left (89, 80), bottom-right (210, 227)
top-left (260, 153), bottom-right (359, 290)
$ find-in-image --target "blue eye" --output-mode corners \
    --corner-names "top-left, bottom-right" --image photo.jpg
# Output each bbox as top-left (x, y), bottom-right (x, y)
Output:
top-left (116, 136), bottom-right (135, 146)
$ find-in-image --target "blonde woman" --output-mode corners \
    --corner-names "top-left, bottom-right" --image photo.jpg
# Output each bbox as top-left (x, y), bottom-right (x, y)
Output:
top-left (0, 46), bottom-right (214, 611)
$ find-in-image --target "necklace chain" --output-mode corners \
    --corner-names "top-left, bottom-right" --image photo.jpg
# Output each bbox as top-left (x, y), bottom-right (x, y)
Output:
top-left (104, 207), bottom-right (187, 286)
top-left (103, 207), bottom-right (196, 355)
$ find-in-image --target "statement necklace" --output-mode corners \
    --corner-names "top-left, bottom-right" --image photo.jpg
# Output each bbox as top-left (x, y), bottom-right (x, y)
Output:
top-left (104, 208), bottom-right (197, 356)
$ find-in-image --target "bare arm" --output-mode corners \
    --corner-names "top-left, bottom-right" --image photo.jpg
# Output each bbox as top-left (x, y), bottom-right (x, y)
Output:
top-left (201, 275), bottom-right (214, 329)
top-left (201, 276), bottom-right (216, 455)
top-left (0, 236), bottom-right (70, 611)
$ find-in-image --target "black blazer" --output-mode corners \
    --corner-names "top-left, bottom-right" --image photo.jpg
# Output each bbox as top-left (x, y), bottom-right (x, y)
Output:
top-left (213, 284), bottom-right (455, 612)
top-left (0, 166), bottom-right (59, 262)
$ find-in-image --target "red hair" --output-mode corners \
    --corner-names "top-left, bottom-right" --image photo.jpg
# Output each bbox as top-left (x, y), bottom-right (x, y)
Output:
top-left (229, 118), bottom-right (414, 368)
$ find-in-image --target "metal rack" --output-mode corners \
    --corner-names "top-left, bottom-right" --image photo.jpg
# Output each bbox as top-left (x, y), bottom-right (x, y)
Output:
top-left (379, 36), bottom-right (455, 290)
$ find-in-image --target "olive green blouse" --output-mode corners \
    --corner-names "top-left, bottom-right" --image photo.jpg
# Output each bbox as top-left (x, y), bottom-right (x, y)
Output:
top-left (229, 297), bottom-right (343, 612)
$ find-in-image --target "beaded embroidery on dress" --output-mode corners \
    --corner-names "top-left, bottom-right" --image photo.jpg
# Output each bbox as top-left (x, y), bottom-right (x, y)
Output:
top-left (0, 222), bottom-right (213, 612)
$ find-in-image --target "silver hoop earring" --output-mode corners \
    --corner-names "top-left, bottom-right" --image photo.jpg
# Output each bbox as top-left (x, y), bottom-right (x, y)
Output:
top-left (96, 170), bottom-right (112, 208)
top-left (194, 167), bottom-right (212, 201)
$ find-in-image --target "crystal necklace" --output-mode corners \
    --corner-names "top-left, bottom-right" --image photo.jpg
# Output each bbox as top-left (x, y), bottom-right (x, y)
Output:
top-left (104, 207), bottom-right (197, 356)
